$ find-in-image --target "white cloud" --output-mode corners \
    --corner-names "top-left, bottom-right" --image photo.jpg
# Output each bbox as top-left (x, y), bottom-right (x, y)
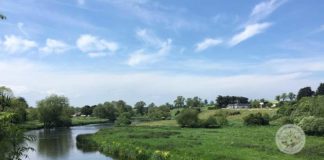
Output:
top-left (229, 22), bottom-right (272, 46)
top-left (39, 39), bottom-right (70, 54)
top-left (76, 34), bottom-right (119, 57)
top-left (136, 29), bottom-right (163, 47)
top-left (1, 59), bottom-right (322, 107)
top-left (1, 35), bottom-right (37, 54)
top-left (250, 0), bottom-right (287, 23)
top-left (127, 29), bottom-right (172, 66)
top-left (195, 38), bottom-right (222, 52)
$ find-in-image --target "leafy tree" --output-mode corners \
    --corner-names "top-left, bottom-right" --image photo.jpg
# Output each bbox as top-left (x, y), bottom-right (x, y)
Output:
top-left (148, 106), bottom-right (171, 120)
top-left (93, 102), bottom-right (117, 121)
top-left (147, 102), bottom-right (156, 108)
top-left (275, 95), bottom-right (281, 102)
top-left (281, 93), bottom-right (288, 101)
top-left (81, 105), bottom-right (93, 116)
top-left (288, 92), bottom-right (296, 101)
top-left (37, 95), bottom-right (72, 128)
top-left (174, 96), bottom-right (185, 108)
top-left (134, 101), bottom-right (146, 115)
top-left (316, 83), bottom-right (324, 96)
top-left (297, 87), bottom-right (314, 100)
top-left (216, 95), bottom-right (249, 108)
top-left (204, 99), bottom-right (208, 105)
top-left (112, 100), bottom-right (132, 115)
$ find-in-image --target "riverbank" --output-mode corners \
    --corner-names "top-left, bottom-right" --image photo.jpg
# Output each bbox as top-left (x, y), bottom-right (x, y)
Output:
top-left (19, 117), bottom-right (109, 130)
top-left (77, 109), bottom-right (324, 160)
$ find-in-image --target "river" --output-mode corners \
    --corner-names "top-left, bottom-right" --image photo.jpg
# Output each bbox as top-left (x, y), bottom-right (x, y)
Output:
top-left (24, 123), bottom-right (113, 160)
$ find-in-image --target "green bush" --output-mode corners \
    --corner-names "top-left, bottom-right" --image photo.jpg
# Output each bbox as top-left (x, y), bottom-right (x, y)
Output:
top-left (176, 109), bottom-right (199, 128)
top-left (243, 113), bottom-right (270, 126)
top-left (115, 112), bottom-right (132, 127)
top-left (298, 116), bottom-right (324, 136)
top-left (200, 116), bottom-right (219, 128)
top-left (215, 115), bottom-right (228, 126)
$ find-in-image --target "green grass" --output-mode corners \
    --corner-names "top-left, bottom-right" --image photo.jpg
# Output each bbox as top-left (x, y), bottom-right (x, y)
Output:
top-left (79, 109), bottom-right (324, 160)
top-left (18, 116), bottom-right (108, 130)
top-left (82, 126), bottom-right (324, 160)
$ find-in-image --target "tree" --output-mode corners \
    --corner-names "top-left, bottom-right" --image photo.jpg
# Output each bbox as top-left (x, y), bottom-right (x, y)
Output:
top-left (281, 93), bottom-right (288, 101)
top-left (134, 101), bottom-right (146, 115)
top-left (204, 99), bottom-right (208, 105)
top-left (316, 83), bottom-right (324, 96)
top-left (81, 105), bottom-right (93, 116)
top-left (297, 87), bottom-right (314, 100)
top-left (37, 95), bottom-right (71, 128)
top-left (174, 96), bottom-right (185, 108)
top-left (93, 102), bottom-right (117, 121)
top-left (0, 86), bottom-right (14, 111)
top-left (275, 95), bottom-right (281, 102)
top-left (288, 92), bottom-right (296, 101)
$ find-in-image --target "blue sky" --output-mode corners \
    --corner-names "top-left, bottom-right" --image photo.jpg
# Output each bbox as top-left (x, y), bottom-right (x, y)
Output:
top-left (0, 0), bottom-right (324, 106)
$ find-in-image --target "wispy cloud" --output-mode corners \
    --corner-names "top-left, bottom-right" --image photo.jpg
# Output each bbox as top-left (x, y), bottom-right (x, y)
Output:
top-left (76, 34), bottom-right (119, 58)
top-left (249, 0), bottom-right (287, 23)
top-left (127, 29), bottom-right (172, 66)
top-left (195, 38), bottom-right (222, 52)
top-left (228, 0), bottom-right (286, 46)
top-left (0, 35), bottom-right (38, 54)
top-left (229, 22), bottom-right (272, 46)
top-left (17, 22), bottom-right (29, 37)
top-left (40, 39), bottom-right (70, 55)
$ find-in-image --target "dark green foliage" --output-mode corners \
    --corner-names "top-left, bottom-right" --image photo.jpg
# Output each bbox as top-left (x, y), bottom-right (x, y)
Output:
top-left (200, 116), bottom-right (219, 128)
top-left (316, 83), bottom-right (324, 96)
top-left (176, 109), bottom-right (199, 127)
top-left (148, 106), bottom-right (171, 120)
top-left (298, 116), bottom-right (324, 136)
top-left (186, 96), bottom-right (204, 108)
top-left (81, 105), bottom-right (93, 116)
top-left (93, 102), bottom-right (117, 121)
top-left (243, 113), bottom-right (270, 126)
top-left (115, 112), bottom-right (132, 127)
top-left (216, 95), bottom-right (249, 108)
top-left (173, 96), bottom-right (185, 108)
top-left (134, 101), bottom-right (146, 115)
top-left (297, 87), bottom-right (314, 100)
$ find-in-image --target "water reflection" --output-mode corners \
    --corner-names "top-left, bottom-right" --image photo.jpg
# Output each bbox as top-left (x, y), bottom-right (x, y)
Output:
top-left (37, 128), bottom-right (73, 158)
top-left (24, 124), bottom-right (113, 160)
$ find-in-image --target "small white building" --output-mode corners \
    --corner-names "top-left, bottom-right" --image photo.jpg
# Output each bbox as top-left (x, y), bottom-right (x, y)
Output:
top-left (226, 103), bottom-right (250, 109)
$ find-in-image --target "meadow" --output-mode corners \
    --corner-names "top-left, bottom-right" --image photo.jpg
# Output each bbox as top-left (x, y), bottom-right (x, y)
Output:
top-left (78, 109), bottom-right (324, 160)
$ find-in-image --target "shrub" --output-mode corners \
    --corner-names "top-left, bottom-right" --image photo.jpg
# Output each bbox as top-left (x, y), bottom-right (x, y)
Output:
top-left (280, 116), bottom-right (294, 125)
top-left (176, 109), bottom-right (199, 128)
top-left (115, 112), bottom-right (132, 127)
top-left (243, 113), bottom-right (270, 126)
top-left (298, 116), bottom-right (324, 136)
top-left (200, 116), bottom-right (219, 128)
top-left (215, 115), bottom-right (228, 126)
top-left (207, 107), bottom-right (217, 110)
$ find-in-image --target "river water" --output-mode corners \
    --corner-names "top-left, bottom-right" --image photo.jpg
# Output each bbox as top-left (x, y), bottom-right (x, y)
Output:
top-left (24, 123), bottom-right (113, 160)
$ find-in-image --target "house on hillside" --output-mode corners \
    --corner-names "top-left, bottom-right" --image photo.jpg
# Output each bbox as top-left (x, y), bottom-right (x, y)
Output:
top-left (226, 103), bottom-right (250, 109)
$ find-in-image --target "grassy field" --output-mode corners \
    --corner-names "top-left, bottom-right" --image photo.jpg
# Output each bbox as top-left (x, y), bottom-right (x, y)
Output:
top-left (78, 109), bottom-right (324, 160)
top-left (18, 116), bottom-right (108, 130)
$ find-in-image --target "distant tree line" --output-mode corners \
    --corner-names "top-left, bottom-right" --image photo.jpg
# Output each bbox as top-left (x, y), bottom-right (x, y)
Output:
top-left (215, 96), bottom-right (249, 108)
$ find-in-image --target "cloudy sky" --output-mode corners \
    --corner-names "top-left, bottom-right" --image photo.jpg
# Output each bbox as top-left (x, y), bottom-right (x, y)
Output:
top-left (0, 0), bottom-right (324, 106)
